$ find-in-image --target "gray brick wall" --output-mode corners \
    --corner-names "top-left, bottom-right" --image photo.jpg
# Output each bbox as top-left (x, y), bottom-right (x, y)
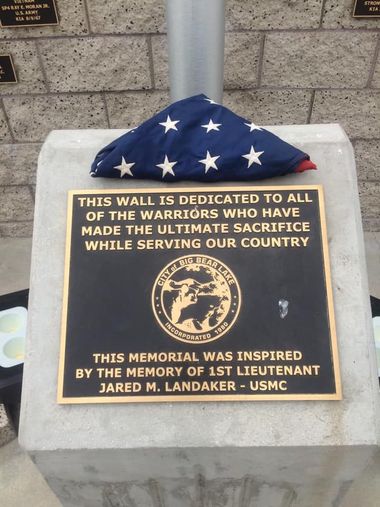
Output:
top-left (0, 0), bottom-right (379, 236)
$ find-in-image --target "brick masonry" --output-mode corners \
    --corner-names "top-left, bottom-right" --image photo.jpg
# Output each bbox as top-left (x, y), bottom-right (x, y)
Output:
top-left (0, 0), bottom-right (379, 236)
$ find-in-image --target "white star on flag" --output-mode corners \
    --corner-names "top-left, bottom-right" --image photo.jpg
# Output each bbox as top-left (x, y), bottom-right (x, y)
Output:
top-left (156, 155), bottom-right (177, 178)
top-left (159, 115), bottom-right (180, 133)
top-left (242, 146), bottom-right (264, 168)
top-left (244, 122), bottom-right (262, 132)
top-left (113, 156), bottom-right (135, 177)
top-left (201, 119), bottom-right (222, 133)
top-left (199, 151), bottom-right (220, 173)
top-left (204, 98), bottom-right (218, 105)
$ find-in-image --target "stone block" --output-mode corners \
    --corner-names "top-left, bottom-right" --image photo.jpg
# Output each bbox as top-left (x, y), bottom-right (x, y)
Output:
top-left (0, 41), bottom-right (46, 95)
top-left (88, 0), bottom-right (166, 34)
top-left (0, 405), bottom-right (15, 447)
top-left (311, 90), bottom-right (380, 139)
top-left (262, 32), bottom-right (376, 88)
top-left (322, 0), bottom-right (380, 28)
top-left (372, 54), bottom-right (380, 88)
top-left (226, 0), bottom-right (323, 30)
top-left (152, 33), bottom-right (262, 90)
top-left (3, 95), bottom-right (107, 142)
top-left (0, 0), bottom-right (89, 38)
top-left (0, 238), bottom-right (33, 292)
top-left (224, 32), bottom-right (262, 89)
top-left (358, 181), bottom-right (380, 219)
top-left (363, 218), bottom-right (380, 232)
top-left (0, 221), bottom-right (34, 238)
top-left (0, 144), bottom-right (41, 185)
top-left (19, 125), bottom-right (379, 506)
top-left (105, 91), bottom-right (169, 129)
top-left (354, 140), bottom-right (380, 181)
top-left (0, 108), bottom-right (12, 144)
top-left (151, 35), bottom-right (168, 89)
top-left (0, 186), bottom-right (34, 222)
top-left (39, 36), bottom-right (151, 93)
top-left (223, 90), bottom-right (312, 125)
top-left (363, 219), bottom-right (380, 232)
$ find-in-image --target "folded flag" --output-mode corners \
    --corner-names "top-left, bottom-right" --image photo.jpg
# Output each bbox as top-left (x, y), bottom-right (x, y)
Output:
top-left (90, 94), bottom-right (316, 182)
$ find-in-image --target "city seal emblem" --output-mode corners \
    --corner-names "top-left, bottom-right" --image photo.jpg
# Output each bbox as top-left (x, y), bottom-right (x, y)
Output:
top-left (152, 254), bottom-right (241, 344)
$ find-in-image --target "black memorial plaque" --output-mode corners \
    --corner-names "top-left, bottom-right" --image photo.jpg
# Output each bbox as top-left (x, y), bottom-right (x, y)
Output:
top-left (353, 0), bottom-right (380, 17)
top-left (58, 186), bottom-right (341, 403)
top-left (0, 54), bottom-right (16, 83)
top-left (0, 0), bottom-right (58, 28)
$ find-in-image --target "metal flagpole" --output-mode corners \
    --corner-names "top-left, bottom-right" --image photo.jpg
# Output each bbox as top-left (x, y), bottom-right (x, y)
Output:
top-left (165, 0), bottom-right (226, 104)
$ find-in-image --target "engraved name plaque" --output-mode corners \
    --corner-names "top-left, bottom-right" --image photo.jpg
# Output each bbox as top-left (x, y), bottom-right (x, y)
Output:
top-left (0, 0), bottom-right (59, 28)
top-left (58, 186), bottom-right (341, 404)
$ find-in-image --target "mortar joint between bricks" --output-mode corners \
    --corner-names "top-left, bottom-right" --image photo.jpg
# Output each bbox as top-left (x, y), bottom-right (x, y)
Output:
top-left (82, 0), bottom-right (93, 35)
top-left (147, 35), bottom-right (156, 90)
top-left (2, 26), bottom-right (380, 44)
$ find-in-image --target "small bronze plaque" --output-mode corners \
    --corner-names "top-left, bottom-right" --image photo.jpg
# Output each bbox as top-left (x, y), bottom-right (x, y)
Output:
top-left (353, 0), bottom-right (380, 17)
top-left (58, 186), bottom-right (341, 404)
top-left (0, 0), bottom-right (59, 28)
top-left (0, 54), bottom-right (17, 83)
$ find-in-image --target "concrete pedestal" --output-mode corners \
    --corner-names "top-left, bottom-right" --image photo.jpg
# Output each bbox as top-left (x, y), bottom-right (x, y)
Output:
top-left (19, 125), bottom-right (379, 507)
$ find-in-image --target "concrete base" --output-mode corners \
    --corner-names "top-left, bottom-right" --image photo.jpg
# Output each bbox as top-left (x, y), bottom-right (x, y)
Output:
top-left (19, 125), bottom-right (380, 507)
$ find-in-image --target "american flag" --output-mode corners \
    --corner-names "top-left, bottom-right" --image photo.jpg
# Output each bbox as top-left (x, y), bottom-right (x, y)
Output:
top-left (91, 94), bottom-right (316, 182)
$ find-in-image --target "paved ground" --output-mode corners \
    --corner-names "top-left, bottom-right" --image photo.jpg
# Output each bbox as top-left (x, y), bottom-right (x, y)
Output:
top-left (0, 234), bottom-right (379, 507)
top-left (0, 439), bottom-right (60, 507)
